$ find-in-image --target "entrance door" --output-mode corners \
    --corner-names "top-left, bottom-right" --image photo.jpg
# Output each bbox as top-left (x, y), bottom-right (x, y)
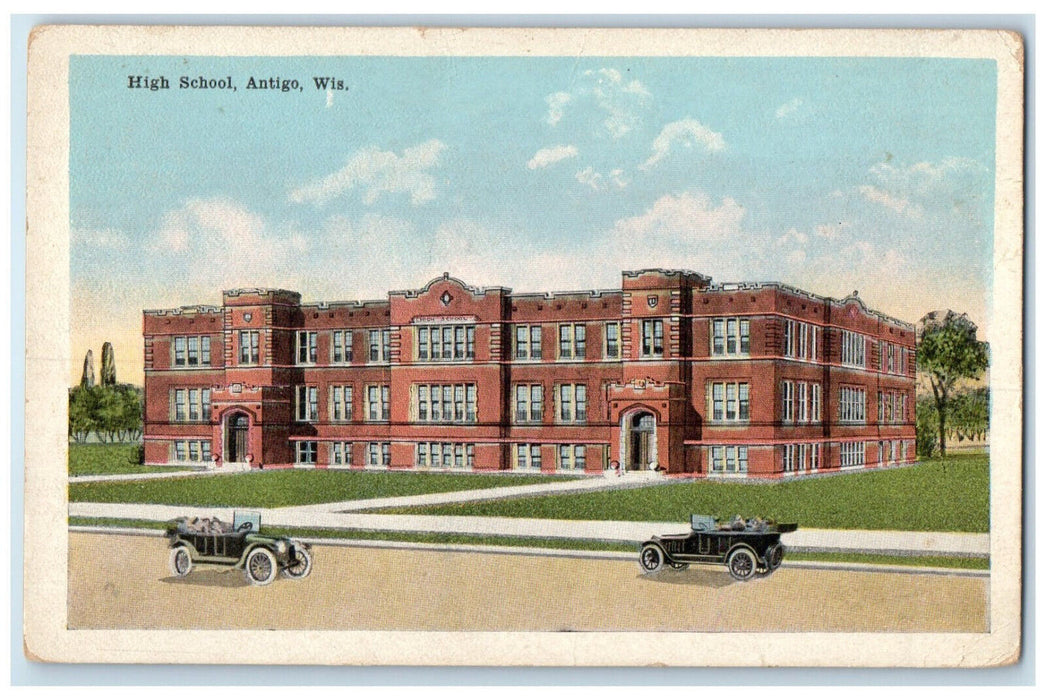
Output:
top-left (226, 413), bottom-right (249, 463)
top-left (628, 412), bottom-right (656, 470)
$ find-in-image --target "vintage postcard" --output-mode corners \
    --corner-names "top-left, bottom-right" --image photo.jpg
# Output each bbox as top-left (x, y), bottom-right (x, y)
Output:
top-left (24, 26), bottom-right (1023, 666)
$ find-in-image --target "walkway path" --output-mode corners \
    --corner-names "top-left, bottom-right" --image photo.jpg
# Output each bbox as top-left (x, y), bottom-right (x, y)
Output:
top-left (68, 501), bottom-right (989, 558)
top-left (281, 471), bottom-right (664, 513)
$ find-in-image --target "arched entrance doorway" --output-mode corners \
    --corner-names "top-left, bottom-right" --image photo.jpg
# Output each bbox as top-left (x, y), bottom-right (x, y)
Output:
top-left (625, 411), bottom-right (657, 471)
top-left (225, 412), bottom-right (250, 464)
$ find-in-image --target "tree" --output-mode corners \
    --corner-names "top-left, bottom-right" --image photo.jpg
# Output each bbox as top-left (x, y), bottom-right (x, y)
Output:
top-left (948, 387), bottom-right (989, 443)
top-left (916, 311), bottom-right (989, 458)
top-left (80, 349), bottom-right (95, 388)
top-left (68, 385), bottom-right (100, 443)
top-left (101, 342), bottom-right (116, 386)
top-left (915, 396), bottom-right (939, 458)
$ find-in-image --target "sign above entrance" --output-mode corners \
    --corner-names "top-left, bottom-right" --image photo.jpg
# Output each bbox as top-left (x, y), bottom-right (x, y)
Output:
top-left (412, 315), bottom-right (477, 324)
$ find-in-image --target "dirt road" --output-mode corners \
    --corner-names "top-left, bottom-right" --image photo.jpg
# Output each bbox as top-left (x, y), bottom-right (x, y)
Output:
top-left (68, 533), bottom-right (988, 632)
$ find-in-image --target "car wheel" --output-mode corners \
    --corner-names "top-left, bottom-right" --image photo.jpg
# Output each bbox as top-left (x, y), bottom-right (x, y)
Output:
top-left (727, 547), bottom-right (757, 581)
top-left (282, 544), bottom-right (312, 580)
top-left (244, 548), bottom-right (278, 586)
top-left (639, 544), bottom-right (665, 574)
top-left (765, 543), bottom-right (785, 571)
top-left (669, 562), bottom-right (689, 571)
top-left (169, 545), bottom-right (192, 577)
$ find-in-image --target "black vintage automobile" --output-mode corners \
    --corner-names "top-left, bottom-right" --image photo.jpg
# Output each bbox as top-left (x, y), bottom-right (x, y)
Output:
top-left (166, 511), bottom-right (312, 586)
top-left (639, 514), bottom-right (798, 581)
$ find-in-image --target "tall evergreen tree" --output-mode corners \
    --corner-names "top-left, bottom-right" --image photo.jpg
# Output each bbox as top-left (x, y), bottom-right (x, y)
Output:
top-left (80, 349), bottom-right (95, 388)
top-left (101, 342), bottom-right (116, 386)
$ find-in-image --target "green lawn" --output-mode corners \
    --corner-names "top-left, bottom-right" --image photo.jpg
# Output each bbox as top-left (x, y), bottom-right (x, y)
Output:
top-left (68, 468), bottom-right (576, 508)
top-left (382, 454), bottom-right (990, 533)
top-left (68, 517), bottom-right (988, 570)
top-left (68, 443), bottom-right (186, 476)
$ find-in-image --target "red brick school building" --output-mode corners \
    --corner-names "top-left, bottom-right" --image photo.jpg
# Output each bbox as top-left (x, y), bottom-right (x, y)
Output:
top-left (142, 269), bottom-right (917, 477)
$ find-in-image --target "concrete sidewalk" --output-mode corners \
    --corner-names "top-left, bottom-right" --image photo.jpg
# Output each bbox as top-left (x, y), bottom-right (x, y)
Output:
top-left (68, 501), bottom-right (990, 558)
top-left (279, 471), bottom-right (666, 514)
top-left (70, 470), bottom-right (211, 484)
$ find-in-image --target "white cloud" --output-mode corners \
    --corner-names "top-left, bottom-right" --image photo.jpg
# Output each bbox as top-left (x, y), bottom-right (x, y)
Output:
top-left (640, 118), bottom-right (726, 170)
top-left (289, 139), bottom-right (446, 206)
top-left (575, 166), bottom-right (603, 190)
top-left (527, 144), bottom-right (578, 170)
top-left (544, 92), bottom-right (572, 126)
top-left (776, 228), bottom-right (808, 246)
top-left (145, 197), bottom-right (309, 290)
top-left (544, 67), bottom-right (650, 139)
top-left (775, 97), bottom-right (804, 119)
top-left (610, 191), bottom-right (746, 244)
top-left (857, 184), bottom-right (921, 218)
top-left (814, 223), bottom-right (846, 240)
top-left (72, 227), bottom-right (131, 249)
top-left (574, 166), bottom-right (629, 191)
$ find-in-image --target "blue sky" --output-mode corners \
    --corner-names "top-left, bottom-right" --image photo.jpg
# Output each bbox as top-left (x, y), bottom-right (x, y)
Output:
top-left (70, 55), bottom-right (997, 385)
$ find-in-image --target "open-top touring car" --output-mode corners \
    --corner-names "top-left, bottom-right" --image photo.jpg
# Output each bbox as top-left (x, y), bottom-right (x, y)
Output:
top-left (639, 514), bottom-right (798, 581)
top-left (166, 511), bottom-right (312, 586)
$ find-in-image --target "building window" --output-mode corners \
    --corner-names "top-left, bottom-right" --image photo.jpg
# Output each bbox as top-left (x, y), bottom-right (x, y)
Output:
top-left (173, 336), bottom-right (186, 366)
top-left (417, 443), bottom-right (475, 469)
top-left (640, 319), bottom-right (664, 357)
top-left (841, 442), bottom-right (865, 468)
top-left (516, 444), bottom-right (542, 470)
top-left (557, 384), bottom-right (587, 423)
top-left (332, 330), bottom-right (353, 364)
top-left (781, 381), bottom-right (795, 423)
top-left (172, 440), bottom-right (211, 463)
top-left (171, 387), bottom-right (211, 423)
top-left (783, 321), bottom-right (817, 360)
top-left (416, 384), bottom-right (477, 423)
top-left (367, 442), bottom-right (391, 467)
top-left (710, 445), bottom-right (748, 474)
top-left (558, 444), bottom-right (586, 471)
top-left (294, 441), bottom-right (317, 465)
top-left (709, 381), bottom-right (749, 423)
top-left (417, 324), bottom-right (476, 362)
top-left (604, 322), bottom-right (621, 359)
top-left (812, 384), bottom-right (822, 422)
top-left (841, 330), bottom-right (866, 367)
top-left (330, 385), bottom-right (353, 422)
top-left (711, 318), bottom-right (750, 356)
top-left (296, 331), bottom-right (317, 364)
top-left (238, 330), bottom-right (259, 364)
top-left (331, 441), bottom-right (353, 466)
top-left (514, 325), bottom-right (542, 361)
top-left (295, 386), bottom-right (318, 422)
top-left (839, 386), bottom-right (867, 424)
top-left (782, 444), bottom-right (798, 473)
top-left (173, 335), bottom-right (212, 367)
top-left (558, 323), bottom-right (586, 360)
top-left (366, 385), bottom-right (390, 422)
top-left (369, 329), bottom-right (391, 363)
top-left (878, 391), bottom-right (885, 423)
top-left (797, 383), bottom-right (808, 422)
top-left (810, 444), bottom-right (821, 471)
top-left (514, 384), bottom-right (543, 423)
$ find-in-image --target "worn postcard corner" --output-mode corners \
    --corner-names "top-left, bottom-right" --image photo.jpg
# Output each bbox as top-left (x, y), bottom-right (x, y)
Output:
top-left (24, 24), bottom-right (1023, 667)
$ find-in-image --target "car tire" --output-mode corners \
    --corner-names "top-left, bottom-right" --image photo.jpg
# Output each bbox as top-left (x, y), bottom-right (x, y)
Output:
top-left (639, 544), bottom-right (665, 574)
top-left (169, 545), bottom-right (193, 577)
top-left (282, 544), bottom-right (312, 580)
top-left (765, 543), bottom-right (785, 571)
top-left (727, 547), bottom-right (758, 581)
top-left (244, 548), bottom-right (278, 586)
